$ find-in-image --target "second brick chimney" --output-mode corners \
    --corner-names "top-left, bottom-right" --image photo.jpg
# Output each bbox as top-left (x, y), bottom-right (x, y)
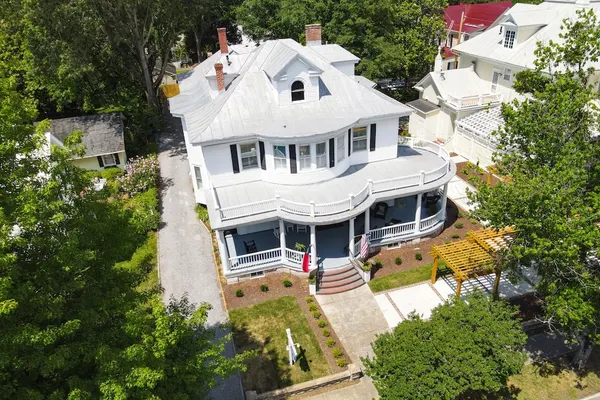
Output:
top-left (215, 63), bottom-right (225, 91)
top-left (305, 24), bottom-right (322, 46)
top-left (217, 28), bottom-right (228, 55)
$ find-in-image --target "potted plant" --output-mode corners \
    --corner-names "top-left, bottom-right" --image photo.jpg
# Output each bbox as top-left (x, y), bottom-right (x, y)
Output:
top-left (361, 262), bottom-right (372, 282)
top-left (308, 274), bottom-right (317, 295)
top-left (295, 242), bottom-right (306, 252)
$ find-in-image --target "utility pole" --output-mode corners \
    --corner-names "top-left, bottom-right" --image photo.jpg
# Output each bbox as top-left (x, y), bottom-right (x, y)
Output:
top-left (453, 11), bottom-right (466, 69)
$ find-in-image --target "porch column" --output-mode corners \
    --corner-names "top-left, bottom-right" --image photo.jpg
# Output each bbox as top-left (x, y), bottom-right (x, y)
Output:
top-left (279, 220), bottom-right (286, 262)
top-left (441, 183), bottom-right (449, 220)
top-left (349, 217), bottom-right (355, 256)
top-left (310, 224), bottom-right (317, 269)
top-left (364, 207), bottom-right (370, 234)
top-left (414, 193), bottom-right (423, 234)
top-left (216, 229), bottom-right (230, 274)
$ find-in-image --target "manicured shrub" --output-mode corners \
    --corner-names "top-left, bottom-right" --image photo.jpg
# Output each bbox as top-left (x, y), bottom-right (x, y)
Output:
top-left (260, 284), bottom-right (269, 292)
top-left (332, 348), bottom-right (343, 358)
top-left (395, 257), bottom-right (402, 266)
top-left (361, 263), bottom-right (372, 272)
top-left (123, 188), bottom-right (160, 234)
top-left (445, 240), bottom-right (450, 244)
top-left (283, 279), bottom-right (293, 288)
top-left (235, 289), bottom-right (244, 297)
top-left (452, 234), bottom-right (460, 239)
top-left (326, 338), bottom-right (336, 348)
top-left (415, 253), bottom-right (423, 261)
top-left (337, 358), bottom-right (347, 367)
top-left (373, 259), bottom-right (383, 269)
top-left (454, 222), bottom-right (464, 229)
top-left (457, 211), bottom-right (465, 218)
top-left (195, 204), bottom-right (210, 227)
top-left (312, 311), bottom-right (321, 319)
top-left (309, 303), bottom-right (318, 312)
top-left (101, 167), bottom-right (124, 180)
top-left (470, 218), bottom-right (478, 225)
top-left (118, 154), bottom-right (160, 195)
top-left (318, 320), bottom-right (327, 328)
top-left (322, 328), bottom-right (331, 337)
top-left (305, 297), bottom-right (314, 303)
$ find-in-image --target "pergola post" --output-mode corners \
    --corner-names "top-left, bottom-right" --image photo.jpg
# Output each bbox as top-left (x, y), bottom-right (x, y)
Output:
top-left (492, 270), bottom-right (501, 300)
top-left (431, 256), bottom-right (439, 284)
top-left (456, 279), bottom-right (463, 299)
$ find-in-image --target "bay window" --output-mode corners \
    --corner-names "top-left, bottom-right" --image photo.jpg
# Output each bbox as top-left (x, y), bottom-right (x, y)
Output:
top-left (299, 144), bottom-right (311, 170)
top-left (352, 126), bottom-right (367, 152)
top-left (273, 145), bottom-right (287, 170)
top-left (240, 142), bottom-right (258, 170)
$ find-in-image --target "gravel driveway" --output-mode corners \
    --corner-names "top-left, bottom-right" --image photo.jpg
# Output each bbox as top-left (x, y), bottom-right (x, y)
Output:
top-left (158, 116), bottom-right (243, 400)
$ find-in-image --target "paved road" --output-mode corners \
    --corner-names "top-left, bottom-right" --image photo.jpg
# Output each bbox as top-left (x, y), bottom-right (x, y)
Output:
top-left (158, 116), bottom-right (244, 400)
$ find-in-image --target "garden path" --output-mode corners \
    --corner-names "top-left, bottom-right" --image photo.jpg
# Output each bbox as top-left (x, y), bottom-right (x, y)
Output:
top-left (158, 116), bottom-right (244, 400)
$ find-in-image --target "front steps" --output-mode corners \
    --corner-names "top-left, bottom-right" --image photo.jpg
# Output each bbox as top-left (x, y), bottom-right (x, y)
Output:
top-left (317, 265), bottom-right (364, 295)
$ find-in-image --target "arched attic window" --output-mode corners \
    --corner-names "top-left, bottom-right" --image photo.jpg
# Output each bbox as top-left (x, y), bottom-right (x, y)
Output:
top-left (291, 80), bottom-right (305, 102)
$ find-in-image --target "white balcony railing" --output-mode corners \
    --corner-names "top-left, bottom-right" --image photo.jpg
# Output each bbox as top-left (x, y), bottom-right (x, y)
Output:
top-left (229, 248), bottom-right (282, 271)
top-left (447, 93), bottom-right (502, 110)
top-left (369, 221), bottom-right (417, 241)
top-left (285, 248), bottom-right (305, 265)
top-left (216, 138), bottom-right (451, 221)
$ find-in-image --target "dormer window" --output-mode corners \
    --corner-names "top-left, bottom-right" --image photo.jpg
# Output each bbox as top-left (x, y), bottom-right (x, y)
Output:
top-left (503, 29), bottom-right (516, 49)
top-left (291, 81), bottom-right (305, 102)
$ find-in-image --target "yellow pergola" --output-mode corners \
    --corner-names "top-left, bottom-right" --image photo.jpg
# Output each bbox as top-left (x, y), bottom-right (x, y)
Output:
top-left (430, 227), bottom-right (515, 298)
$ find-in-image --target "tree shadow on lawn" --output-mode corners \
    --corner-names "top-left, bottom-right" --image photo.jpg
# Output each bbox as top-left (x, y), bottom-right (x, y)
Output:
top-left (231, 321), bottom-right (293, 393)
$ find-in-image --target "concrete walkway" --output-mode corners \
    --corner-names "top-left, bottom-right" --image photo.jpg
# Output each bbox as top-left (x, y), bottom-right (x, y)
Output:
top-left (158, 117), bottom-right (243, 400)
top-left (302, 377), bottom-right (379, 400)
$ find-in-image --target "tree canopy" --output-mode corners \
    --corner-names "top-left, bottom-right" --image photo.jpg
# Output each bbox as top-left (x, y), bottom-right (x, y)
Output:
top-left (469, 9), bottom-right (600, 363)
top-left (363, 293), bottom-right (527, 400)
top-left (237, 0), bottom-right (447, 82)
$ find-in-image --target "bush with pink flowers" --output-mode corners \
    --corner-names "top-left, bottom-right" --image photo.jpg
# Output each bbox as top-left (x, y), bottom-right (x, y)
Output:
top-left (118, 155), bottom-right (159, 195)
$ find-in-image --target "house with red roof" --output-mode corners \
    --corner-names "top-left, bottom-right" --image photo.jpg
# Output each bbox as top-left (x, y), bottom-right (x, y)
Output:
top-left (441, 1), bottom-right (512, 70)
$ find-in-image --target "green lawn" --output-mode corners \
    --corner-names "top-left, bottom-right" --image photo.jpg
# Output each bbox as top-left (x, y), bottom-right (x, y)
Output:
top-left (508, 356), bottom-right (600, 400)
top-left (229, 296), bottom-right (330, 393)
top-left (176, 68), bottom-right (191, 74)
top-left (369, 261), bottom-right (450, 293)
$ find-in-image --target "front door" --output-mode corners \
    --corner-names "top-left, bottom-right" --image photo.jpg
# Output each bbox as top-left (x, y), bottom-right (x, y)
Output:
top-left (491, 69), bottom-right (502, 93)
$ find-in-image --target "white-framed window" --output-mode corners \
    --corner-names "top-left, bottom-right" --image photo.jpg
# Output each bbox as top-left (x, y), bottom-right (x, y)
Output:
top-left (299, 144), bottom-right (311, 170)
top-left (291, 80), bottom-right (305, 102)
top-left (239, 142), bottom-right (258, 170)
top-left (503, 29), bottom-right (516, 49)
top-left (273, 145), bottom-right (287, 170)
top-left (102, 154), bottom-right (117, 167)
top-left (316, 141), bottom-right (327, 169)
top-left (503, 68), bottom-right (512, 81)
top-left (491, 69), bottom-right (502, 93)
top-left (336, 134), bottom-right (345, 162)
top-left (193, 166), bottom-right (203, 189)
top-left (352, 126), bottom-right (367, 152)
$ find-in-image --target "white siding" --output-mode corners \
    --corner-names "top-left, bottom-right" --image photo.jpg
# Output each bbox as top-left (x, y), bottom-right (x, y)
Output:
top-left (422, 85), bottom-right (440, 105)
top-left (276, 59), bottom-right (320, 105)
top-left (409, 111), bottom-right (440, 141)
top-left (331, 61), bottom-right (356, 76)
top-left (72, 151), bottom-right (127, 171)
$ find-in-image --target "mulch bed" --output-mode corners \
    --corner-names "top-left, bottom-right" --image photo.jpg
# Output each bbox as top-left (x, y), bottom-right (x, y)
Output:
top-left (368, 199), bottom-right (481, 280)
top-left (456, 161), bottom-right (502, 187)
top-left (224, 272), bottom-right (348, 374)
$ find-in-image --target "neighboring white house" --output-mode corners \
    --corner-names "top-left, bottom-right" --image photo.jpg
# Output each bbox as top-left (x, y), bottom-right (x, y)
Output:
top-left (46, 113), bottom-right (127, 171)
top-left (170, 25), bottom-right (456, 287)
top-left (409, 0), bottom-right (600, 167)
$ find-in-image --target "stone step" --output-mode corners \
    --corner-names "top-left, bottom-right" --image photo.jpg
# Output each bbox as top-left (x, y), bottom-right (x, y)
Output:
top-left (317, 279), bottom-right (364, 295)
top-left (319, 268), bottom-right (358, 283)
top-left (319, 274), bottom-right (363, 289)
top-left (318, 265), bottom-right (354, 277)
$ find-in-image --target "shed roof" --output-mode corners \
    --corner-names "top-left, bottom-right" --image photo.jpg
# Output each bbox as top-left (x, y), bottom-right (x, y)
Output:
top-left (407, 99), bottom-right (440, 114)
top-left (48, 113), bottom-right (125, 157)
top-left (311, 44), bottom-right (360, 63)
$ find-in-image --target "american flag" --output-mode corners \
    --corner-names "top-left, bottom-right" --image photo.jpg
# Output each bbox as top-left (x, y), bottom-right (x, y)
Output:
top-left (359, 234), bottom-right (369, 259)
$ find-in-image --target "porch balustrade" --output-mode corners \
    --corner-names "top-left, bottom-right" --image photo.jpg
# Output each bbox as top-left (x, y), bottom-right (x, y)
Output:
top-left (227, 209), bottom-right (446, 273)
top-left (216, 138), bottom-right (451, 221)
top-left (447, 93), bottom-right (503, 110)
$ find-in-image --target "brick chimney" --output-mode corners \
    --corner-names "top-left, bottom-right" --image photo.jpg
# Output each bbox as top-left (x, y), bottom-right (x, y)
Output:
top-left (215, 63), bottom-right (225, 91)
top-left (217, 28), bottom-right (228, 55)
top-left (305, 24), bottom-right (322, 46)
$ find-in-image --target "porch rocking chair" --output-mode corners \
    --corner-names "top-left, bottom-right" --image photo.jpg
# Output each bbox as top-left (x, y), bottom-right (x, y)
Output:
top-left (244, 240), bottom-right (258, 253)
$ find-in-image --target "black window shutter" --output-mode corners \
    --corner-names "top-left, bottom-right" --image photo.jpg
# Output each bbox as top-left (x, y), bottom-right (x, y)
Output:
top-left (369, 123), bottom-right (377, 151)
top-left (114, 153), bottom-right (120, 164)
top-left (347, 129), bottom-right (351, 156)
top-left (329, 138), bottom-right (335, 168)
top-left (230, 144), bottom-right (240, 173)
top-left (289, 144), bottom-right (297, 174)
top-left (97, 156), bottom-right (104, 168)
top-left (259, 141), bottom-right (266, 170)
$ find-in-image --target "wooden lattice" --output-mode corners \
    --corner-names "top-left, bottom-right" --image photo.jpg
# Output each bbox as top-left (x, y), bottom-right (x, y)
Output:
top-left (467, 227), bottom-right (515, 252)
top-left (431, 240), bottom-right (493, 281)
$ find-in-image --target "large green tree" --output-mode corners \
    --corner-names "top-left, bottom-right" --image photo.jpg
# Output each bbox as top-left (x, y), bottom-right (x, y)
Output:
top-left (0, 77), bottom-right (248, 398)
top-left (364, 293), bottom-right (526, 400)
top-left (469, 9), bottom-right (600, 367)
top-left (236, 0), bottom-right (446, 82)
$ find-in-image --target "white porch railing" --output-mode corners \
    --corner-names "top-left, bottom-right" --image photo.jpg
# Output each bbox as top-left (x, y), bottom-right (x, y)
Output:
top-left (369, 221), bottom-right (417, 241)
top-left (229, 248), bottom-right (282, 271)
top-left (447, 93), bottom-right (502, 110)
top-left (217, 139), bottom-right (451, 221)
top-left (285, 248), bottom-right (305, 265)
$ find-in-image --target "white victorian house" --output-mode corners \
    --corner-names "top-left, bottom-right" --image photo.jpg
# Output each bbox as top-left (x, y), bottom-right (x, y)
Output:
top-left (170, 25), bottom-right (456, 290)
top-left (409, 0), bottom-right (600, 167)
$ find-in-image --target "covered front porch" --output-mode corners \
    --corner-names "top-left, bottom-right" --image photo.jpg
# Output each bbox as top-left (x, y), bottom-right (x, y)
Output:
top-left (216, 185), bottom-right (449, 278)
